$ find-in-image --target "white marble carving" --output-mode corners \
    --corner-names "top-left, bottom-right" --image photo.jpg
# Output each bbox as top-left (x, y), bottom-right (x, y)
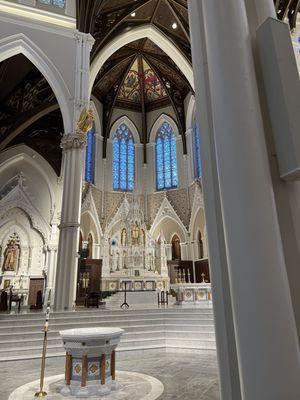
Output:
top-left (59, 327), bottom-right (124, 397)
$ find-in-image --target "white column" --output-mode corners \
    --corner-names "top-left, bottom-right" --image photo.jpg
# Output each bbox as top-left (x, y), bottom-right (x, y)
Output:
top-left (246, 0), bottom-right (300, 350)
top-left (189, 3), bottom-right (242, 400)
top-left (46, 244), bottom-right (57, 303)
top-left (54, 134), bottom-right (86, 310)
top-left (93, 243), bottom-right (101, 259)
top-left (54, 32), bottom-right (94, 310)
top-left (190, 1), bottom-right (300, 399)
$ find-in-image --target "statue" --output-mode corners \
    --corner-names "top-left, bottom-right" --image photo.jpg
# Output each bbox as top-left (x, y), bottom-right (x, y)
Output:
top-left (131, 223), bottom-right (139, 245)
top-left (121, 228), bottom-right (127, 246)
top-left (76, 108), bottom-right (94, 135)
top-left (2, 240), bottom-right (19, 272)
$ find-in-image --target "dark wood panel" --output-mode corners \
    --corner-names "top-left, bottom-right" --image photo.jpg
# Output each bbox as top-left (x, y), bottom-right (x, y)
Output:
top-left (76, 258), bottom-right (102, 305)
top-left (28, 278), bottom-right (44, 305)
top-left (195, 258), bottom-right (210, 283)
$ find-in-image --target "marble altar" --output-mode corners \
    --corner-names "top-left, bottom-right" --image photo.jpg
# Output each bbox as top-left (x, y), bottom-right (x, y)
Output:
top-left (170, 283), bottom-right (212, 305)
top-left (102, 198), bottom-right (169, 292)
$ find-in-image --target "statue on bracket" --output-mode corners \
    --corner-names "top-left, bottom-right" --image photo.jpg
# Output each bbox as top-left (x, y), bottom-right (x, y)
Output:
top-left (2, 236), bottom-right (20, 272)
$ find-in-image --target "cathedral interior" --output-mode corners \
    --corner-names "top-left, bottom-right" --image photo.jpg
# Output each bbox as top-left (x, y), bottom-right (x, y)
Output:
top-left (0, 0), bottom-right (300, 399)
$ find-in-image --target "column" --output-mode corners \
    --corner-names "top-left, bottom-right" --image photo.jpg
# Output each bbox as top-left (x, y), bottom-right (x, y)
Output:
top-left (189, 1), bottom-right (300, 399)
top-left (189, 3), bottom-right (242, 400)
top-left (54, 133), bottom-right (86, 310)
top-left (54, 32), bottom-right (94, 310)
top-left (100, 354), bottom-right (106, 385)
top-left (245, 0), bottom-right (300, 346)
top-left (111, 351), bottom-right (116, 382)
top-left (46, 244), bottom-right (57, 302)
top-left (65, 354), bottom-right (72, 386)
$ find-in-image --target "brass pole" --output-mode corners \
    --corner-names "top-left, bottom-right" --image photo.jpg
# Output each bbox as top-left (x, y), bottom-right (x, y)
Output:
top-left (34, 291), bottom-right (51, 398)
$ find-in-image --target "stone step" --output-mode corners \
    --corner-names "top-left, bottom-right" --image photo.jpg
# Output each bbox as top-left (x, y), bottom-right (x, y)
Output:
top-left (0, 307), bottom-right (214, 320)
top-left (0, 307), bottom-right (216, 361)
top-left (0, 324), bottom-right (166, 340)
top-left (0, 309), bottom-right (214, 323)
top-left (0, 330), bottom-right (215, 350)
top-left (0, 317), bottom-right (214, 333)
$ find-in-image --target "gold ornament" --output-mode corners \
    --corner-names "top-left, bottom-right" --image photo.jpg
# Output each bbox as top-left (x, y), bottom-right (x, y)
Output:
top-left (76, 108), bottom-right (94, 135)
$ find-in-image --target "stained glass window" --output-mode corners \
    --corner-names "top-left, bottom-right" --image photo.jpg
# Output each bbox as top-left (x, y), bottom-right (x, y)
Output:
top-left (38, 0), bottom-right (66, 8)
top-left (85, 124), bottom-right (95, 184)
top-left (194, 124), bottom-right (202, 178)
top-left (113, 124), bottom-right (135, 191)
top-left (156, 122), bottom-right (178, 190)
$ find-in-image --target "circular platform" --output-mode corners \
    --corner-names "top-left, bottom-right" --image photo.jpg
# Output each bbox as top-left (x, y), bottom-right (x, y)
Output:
top-left (8, 371), bottom-right (164, 400)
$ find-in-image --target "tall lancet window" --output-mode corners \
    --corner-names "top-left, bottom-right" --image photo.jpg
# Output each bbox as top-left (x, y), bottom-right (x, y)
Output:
top-left (113, 123), bottom-right (135, 191)
top-left (194, 124), bottom-right (202, 178)
top-left (156, 121), bottom-right (178, 190)
top-left (85, 124), bottom-right (95, 184)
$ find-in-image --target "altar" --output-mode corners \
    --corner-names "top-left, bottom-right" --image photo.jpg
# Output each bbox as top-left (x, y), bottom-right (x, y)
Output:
top-left (101, 198), bottom-right (169, 292)
top-left (170, 283), bottom-right (212, 305)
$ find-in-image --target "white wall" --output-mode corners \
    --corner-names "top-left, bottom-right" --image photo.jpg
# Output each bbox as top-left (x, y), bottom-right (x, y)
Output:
top-left (0, 145), bottom-right (62, 301)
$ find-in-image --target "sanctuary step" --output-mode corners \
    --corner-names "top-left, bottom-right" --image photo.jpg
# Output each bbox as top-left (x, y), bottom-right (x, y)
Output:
top-left (0, 307), bottom-right (215, 361)
top-left (104, 290), bottom-right (176, 308)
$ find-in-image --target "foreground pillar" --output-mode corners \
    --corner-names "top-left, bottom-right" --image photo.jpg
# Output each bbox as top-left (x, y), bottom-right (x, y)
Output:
top-left (189, 3), bottom-right (242, 400)
top-left (245, 0), bottom-right (300, 346)
top-left (189, 1), bottom-right (300, 399)
top-left (54, 32), bottom-right (94, 310)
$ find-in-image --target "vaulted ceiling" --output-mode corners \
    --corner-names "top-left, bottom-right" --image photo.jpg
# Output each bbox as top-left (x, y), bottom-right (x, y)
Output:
top-left (0, 0), bottom-right (298, 173)
top-left (275, 0), bottom-right (300, 29)
top-left (77, 0), bottom-right (190, 61)
top-left (92, 37), bottom-right (191, 156)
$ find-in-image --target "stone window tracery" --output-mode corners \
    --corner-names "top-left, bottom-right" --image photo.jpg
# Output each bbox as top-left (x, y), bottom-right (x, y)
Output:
top-left (113, 124), bottom-right (135, 192)
top-left (85, 124), bottom-right (95, 184)
top-left (194, 124), bottom-right (202, 178)
top-left (155, 121), bottom-right (178, 190)
top-left (38, 0), bottom-right (66, 8)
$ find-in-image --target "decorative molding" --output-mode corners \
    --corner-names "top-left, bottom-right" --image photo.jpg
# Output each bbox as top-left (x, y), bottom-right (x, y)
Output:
top-left (60, 133), bottom-right (87, 151)
top-left (150, 196), bottom-right (188, 241)
top-left (0, 0), bottom-right (76, 36)
top-left (81, 186), bottom-right (103, 241)
top-left (0, 33), bottom-right (72, 133)
top-left (0, 183), bottom-right (50, 243)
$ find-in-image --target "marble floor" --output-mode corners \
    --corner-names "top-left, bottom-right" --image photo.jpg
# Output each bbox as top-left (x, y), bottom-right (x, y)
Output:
top-left (0, 351), bottom-right (219, 400)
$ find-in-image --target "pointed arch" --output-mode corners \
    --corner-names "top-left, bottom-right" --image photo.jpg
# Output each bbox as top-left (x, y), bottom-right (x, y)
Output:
top-left (185, 94), bottom-right (196, 132)
top-left (109, 115), bottom-right (140, 143)
top-left (149, 113), bottom-right (179, 143)
top-left (0, 33), bottom-right (72, 133)
top-left (90, 25), bottom-right (194, 95)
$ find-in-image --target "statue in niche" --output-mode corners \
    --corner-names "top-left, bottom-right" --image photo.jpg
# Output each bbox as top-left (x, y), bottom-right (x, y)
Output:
top-left (141, 229), bottom-right (146, 246)
top-left (131, 223), bottom-right (139, 245)
top-left (121, 229), bottom-right (127, 246)
top-left (2, 239), bottom-right (19, 272)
